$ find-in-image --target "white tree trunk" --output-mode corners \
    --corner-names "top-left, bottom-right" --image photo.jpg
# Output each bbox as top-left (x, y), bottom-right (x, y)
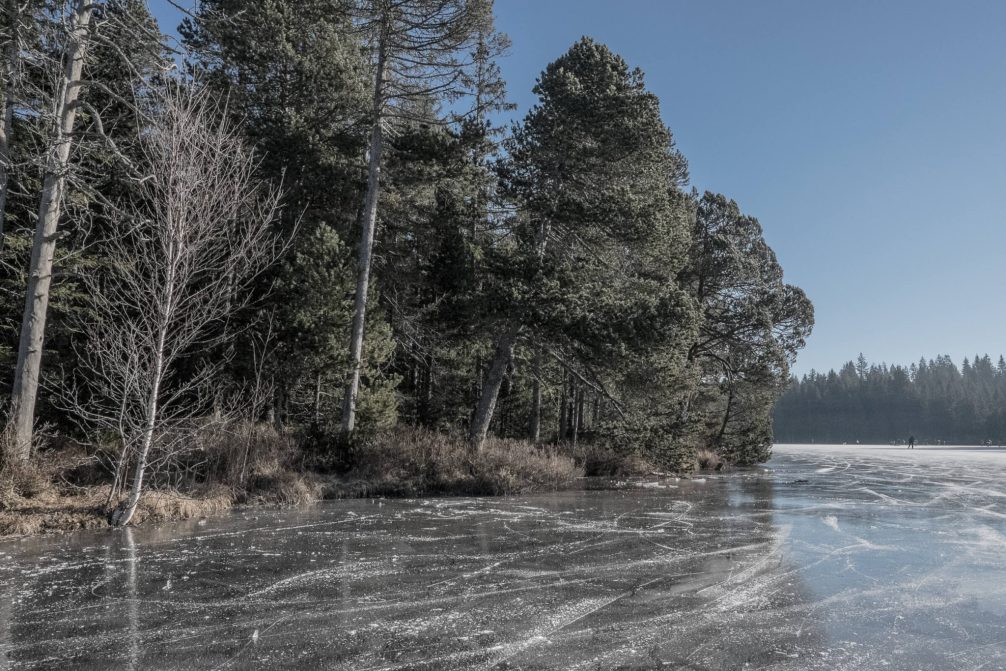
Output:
top-left (340, 32), bottom-right (387, 436)
top-left (113, 244), bottom-right (175, 527)
top-left (8, 0), bottom-right (93, 462)
top-left (468, 328), bottom-right (517, 451)
top-left (111, 343), bottom-right (164, 527)
top-left (112, 352), bottom-right (162, 531)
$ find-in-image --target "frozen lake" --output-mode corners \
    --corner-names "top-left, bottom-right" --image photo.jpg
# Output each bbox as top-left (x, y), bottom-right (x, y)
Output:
top-left (2, 444), bottom-right (1006, 670)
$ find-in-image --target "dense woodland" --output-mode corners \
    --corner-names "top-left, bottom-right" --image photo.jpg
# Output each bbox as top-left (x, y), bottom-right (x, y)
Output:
top-left (774, 354), bottom-right (1006, 445)
top-left (0, 0), bottom-right (812, 523)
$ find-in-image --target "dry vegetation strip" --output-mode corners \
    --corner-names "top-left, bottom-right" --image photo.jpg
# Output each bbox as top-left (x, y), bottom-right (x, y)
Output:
top-left (0, 426), bottom-right (592, 538)
top-left (0, 425), bottom-right (728, 539)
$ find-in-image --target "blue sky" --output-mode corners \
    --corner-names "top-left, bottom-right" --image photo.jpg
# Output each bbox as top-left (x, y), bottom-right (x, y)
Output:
top-left (151, 1), bottom-right (1006, 375)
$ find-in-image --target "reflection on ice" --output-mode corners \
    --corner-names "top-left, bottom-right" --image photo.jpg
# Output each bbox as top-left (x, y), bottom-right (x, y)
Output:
top-left (0, 444), bottom-right (1005, 669)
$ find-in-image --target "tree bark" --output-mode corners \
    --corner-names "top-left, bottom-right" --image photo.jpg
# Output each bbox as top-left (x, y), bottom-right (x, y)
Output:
top-left (0, 0), bottom-right (20, 254)
top-left (314, 370), bottom-right (323, 425)
top-left (8, 0), bottom-right (93, 462)
top-left (558, 369), bottom-right (568, 443)
top-left (113, 217), bottom-right (181, 527)
top-left (716, 388), bottom-right (735, 444)
top-left (468, 327), bottom-right (517, 451)
top-left (113, 309), bottom-right (170, 527)
top-left (529, 349), bottom-right (542, 443)
top-left (422, 355), bottom-right (434, 426)
top-left (340, 27), bottom-right (387, 437)
top-left (111, 350), bottom-right (163, 527)
top-left (573, 387), bottom-right (584, 445)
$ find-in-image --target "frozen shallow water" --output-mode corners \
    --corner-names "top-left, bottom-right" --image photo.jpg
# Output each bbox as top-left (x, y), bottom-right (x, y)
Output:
top-left (2, 444), bottom-right (1006, 670)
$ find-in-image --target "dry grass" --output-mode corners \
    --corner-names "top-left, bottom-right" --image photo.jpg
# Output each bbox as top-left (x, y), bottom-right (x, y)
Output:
top-left (240, 471), bottom-right (322, 505)
top-left (199, 422), bottom-right (321, 506)
top-left (0, 421), bottom-right (321, 538)
top-left (0, 484), bottom-right (241, 535)
top-left (330, 427), bottom-right (583, 498)
top-left (696, 448), bottom-right (725, 471)
top-left (0, 422), bottom-right (692, 538)
top-left (131, 487), bottom-right (235, 525)
top-left (0, 480), bottom-right (236, 537)
top-left (156, 421), bottom-right (319, 506)
top-left (196, 421), bottom-right (299, 488)
top-left (559, 442), bottom-right (662, 477)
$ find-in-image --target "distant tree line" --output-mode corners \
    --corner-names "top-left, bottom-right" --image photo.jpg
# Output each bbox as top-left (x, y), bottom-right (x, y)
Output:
top-left (0, 0), bottom-right (813, 514)
top-left (774, 354), bottom-right (1006, 444)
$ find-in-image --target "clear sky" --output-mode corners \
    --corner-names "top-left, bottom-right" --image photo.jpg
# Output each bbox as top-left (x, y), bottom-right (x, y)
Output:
top-left (150, 1), bottom-right (1006, 375)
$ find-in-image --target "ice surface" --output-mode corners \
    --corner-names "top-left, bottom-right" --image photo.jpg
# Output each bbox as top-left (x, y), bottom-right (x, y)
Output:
top-left (1, 444), bottom-right (1005, 669)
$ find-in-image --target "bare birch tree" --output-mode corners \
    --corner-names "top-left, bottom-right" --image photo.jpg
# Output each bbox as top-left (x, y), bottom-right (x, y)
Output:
top-left (340, 0), bottom-right (500, 436)
top-left (63, 85), bottom-right (281, 526)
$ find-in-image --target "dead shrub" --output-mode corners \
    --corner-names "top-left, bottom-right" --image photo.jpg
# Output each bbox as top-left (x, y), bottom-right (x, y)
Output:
top-left (334, 427), bottom-right (582, 498)
top-left (197, 421), bottom-right (299, 488)
top-left (0, 436), bottom-right (98, 507)
top-left (242, 471), bottom-right (322, 506)
top-left (144, 420), bottom-right (301, 493)
top-left (696, 448), bottom-right (725, 471)
top-left (559, 442), bottom-right (659, 477)
top-left (0, 416), bottom-right (59, 505)
top-left (139, 420), bottom-right (320, 507)
top-left (0, 460), bottom-right (53, 508)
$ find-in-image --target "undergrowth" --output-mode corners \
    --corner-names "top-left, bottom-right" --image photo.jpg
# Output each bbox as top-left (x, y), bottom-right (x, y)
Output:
top-left (330, 427), bottom-right (583, 498)
top-left (0, 421), bottom-right (701, 538)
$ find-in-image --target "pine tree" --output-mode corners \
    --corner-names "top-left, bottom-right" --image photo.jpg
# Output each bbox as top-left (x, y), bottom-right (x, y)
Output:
top-left (181, 0), bottom-right (398, 433)
top-left (340, 0), bottom-right (503, 437)
top-left (471, 37), bottom-right (695, 459)
top-left (679, 192), bottom-right (812, 463)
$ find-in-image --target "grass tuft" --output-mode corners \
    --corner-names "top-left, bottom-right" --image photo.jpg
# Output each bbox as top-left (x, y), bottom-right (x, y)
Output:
top-left (329, 427), bottom-right (583, 498)
top-left (696, 448), bottom-right (725, 471)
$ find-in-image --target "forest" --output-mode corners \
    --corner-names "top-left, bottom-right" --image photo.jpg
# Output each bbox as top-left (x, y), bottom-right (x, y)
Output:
top-left (0, 0), bottom-right (812, 530)
top-left (774, 354), bottom-right (1006, 445)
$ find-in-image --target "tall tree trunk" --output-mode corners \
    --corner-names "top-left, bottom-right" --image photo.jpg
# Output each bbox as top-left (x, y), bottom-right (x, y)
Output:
top-left (340, 30), bottom-right (387, 437)
top-left (422, 355), bottom-right (434, 426)
top-left (0, 0), bottom-right (20, 254)
top-left (8, 0), bottom-right (93, 462)
top-left (267, 388), bottom-right (277, 428)
top-left (716, 388), bottom-right (735, 444)
top-left (314, 370), bottom-right (323, 425)
top-left (529, 349), bottom-right (542, 443)
top-left (570, 387), bottom-right (579, 446)
top-left (558, 369), bottom-right (568, 443)
top-left (468, 328), bottom-right (517, 451)
top-left (574, 387), bottom-right (584, 445)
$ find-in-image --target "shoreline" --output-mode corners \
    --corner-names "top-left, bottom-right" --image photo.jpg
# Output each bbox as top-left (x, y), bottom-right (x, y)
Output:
top-left (0, 471), bottom-right (713, 541)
